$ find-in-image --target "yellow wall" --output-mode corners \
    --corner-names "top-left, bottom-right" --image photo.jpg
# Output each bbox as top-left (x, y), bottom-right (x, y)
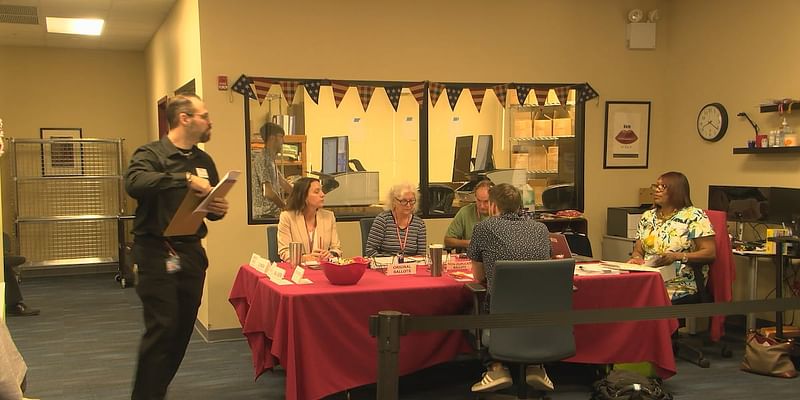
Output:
top-left (663, 0), bottom-right (800, 323)
top-left (0, 46), bottom-right (148, 233)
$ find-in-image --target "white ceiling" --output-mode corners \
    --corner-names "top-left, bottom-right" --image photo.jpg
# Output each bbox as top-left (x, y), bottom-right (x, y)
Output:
top-left (0, 0), bottom-right (177, 51)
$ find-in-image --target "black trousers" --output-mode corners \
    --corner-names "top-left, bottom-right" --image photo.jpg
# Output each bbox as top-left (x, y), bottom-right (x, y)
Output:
top-left (3, 256), bottom-right (25, 307)
top-left (131, 238), bottom-right (207, 400)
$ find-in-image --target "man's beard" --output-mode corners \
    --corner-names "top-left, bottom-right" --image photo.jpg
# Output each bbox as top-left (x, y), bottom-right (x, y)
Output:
top-left (199, 129), bottom-right (211, 143)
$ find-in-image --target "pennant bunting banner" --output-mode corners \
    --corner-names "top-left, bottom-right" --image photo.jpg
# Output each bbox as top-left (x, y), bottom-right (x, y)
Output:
top-left (231, 74), bottom-right (256, 100)
top-left (330, 81), bottom-right (350, 108)
top-left (445, 86), bottom-right (463, 110)
top-left (408, 81), bottom-right (426, 106)
top-left (303, 81), bottom-right (322, 104)
top-left (470, 87), bottom-right (487, 112)
top-left (384, 86), bottom-right (403, 111)
top-left (279, 80), bottom-right (300, 105)
top-left (577, 83), bottom-right (600, 103)
top-left (357, 85), bottom-right (376, 111)
top-left (429, 82), bottom-right (444, 107)
top-left (553, 86), bottom-right (570, 106)
top-left (515, 85), bottom-right (531, 105)
top-left (492, 84), bottom-right (508, 107)
top-left (250, 77), bottom-right (274, 105)
top-left (533, 87), bottom-right (549, 106)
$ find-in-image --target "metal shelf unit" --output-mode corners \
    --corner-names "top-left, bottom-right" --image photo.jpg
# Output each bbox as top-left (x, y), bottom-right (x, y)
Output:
top-left (10, 138), bottom-right (126, 268)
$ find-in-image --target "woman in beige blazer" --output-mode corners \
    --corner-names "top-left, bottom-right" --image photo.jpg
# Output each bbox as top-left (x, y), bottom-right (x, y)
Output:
top-left (277, 177), bottom-right (342, 262)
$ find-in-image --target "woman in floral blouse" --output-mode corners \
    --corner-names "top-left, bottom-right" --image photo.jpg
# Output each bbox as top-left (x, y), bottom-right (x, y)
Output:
top-left (627, 171), bottom-right (716, 302)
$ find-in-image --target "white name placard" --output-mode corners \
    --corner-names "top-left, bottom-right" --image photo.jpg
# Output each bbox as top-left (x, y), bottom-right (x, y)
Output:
top-left (290, 266), bottom-right (313, 284)
top-left (384, 263), bottom-right (417, 276)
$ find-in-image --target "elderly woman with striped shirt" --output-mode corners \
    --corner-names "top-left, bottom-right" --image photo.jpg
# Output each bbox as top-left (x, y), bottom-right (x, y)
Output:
top-left (365, 182), bottom-right (427, 258)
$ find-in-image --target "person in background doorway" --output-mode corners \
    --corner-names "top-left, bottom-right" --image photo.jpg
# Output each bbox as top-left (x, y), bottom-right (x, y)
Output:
top-left (365, 182), bottom-right (427, 258)
top-left (277, 177), bottom-right (342, 262)
top-left (467, 183), bottom-right (552, 393)
top-left (444, 179), bottom-right (494, 251)
top-left (252, 122), bottom-right (292, 219)
top-left (125, 94), bottom-right (229, 400)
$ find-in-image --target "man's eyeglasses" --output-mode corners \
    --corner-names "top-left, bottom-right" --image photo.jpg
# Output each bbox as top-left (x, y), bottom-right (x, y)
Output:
top-left (650, 183), bottom-right (668, 192)
top-left (395, 198), bottom-right (416, 206)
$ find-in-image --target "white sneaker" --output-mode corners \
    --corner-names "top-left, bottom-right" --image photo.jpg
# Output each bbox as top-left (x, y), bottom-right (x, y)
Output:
top-left (525, 364), bottom-right (554, 391)
top-left (471, 367), bottom-right (513, 393)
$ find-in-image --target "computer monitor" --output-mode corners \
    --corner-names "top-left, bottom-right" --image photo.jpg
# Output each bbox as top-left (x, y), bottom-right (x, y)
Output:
top-left (452, 136), bottom-right (473, 182)
top-left (707, 185), bottom-right (800, 224)
top-left (322, 136), bottom-right (349, 174)
top-left (474, 134), bottom-right (495, 172)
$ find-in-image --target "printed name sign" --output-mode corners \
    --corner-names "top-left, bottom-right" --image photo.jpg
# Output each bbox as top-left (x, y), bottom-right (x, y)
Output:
top-left (384, 263), bottom-right (417, 276)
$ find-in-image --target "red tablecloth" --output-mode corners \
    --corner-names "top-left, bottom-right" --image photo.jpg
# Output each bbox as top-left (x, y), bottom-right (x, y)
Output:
top-left (567, 272), bottom-right (678, 379)
top-left (229, 265), bottom-right (472, 400)
top-left (229, 266), bottom-right (677, 400)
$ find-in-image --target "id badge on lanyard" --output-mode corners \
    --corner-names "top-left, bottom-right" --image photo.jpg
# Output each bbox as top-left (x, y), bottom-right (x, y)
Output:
top-left (164, 241), bottom-right (182, 274)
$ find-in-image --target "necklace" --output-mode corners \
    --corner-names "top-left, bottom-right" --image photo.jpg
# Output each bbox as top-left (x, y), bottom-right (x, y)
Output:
top-left (657, 208), bottom-right (677, 221)
top-left (177, 148), bottom-right (193, 157)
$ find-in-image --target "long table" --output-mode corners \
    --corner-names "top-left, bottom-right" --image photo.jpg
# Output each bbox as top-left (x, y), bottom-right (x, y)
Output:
top-left (229, 265), bottom-right (677, 400)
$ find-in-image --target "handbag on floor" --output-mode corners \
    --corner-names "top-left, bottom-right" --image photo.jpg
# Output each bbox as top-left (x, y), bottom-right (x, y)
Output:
top-left (591, 370), bottom-right (672, 400)
top-left (740, 330), bottom-right (797, 378)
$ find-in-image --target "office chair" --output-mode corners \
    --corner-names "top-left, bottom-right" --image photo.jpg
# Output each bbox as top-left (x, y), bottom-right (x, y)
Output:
top-left (359, 217), bottom-right (375, 256)
top-left (562, 231), bottom-right (593, 257)
top-left (266, 226), bottom-right (280, 263)
top-left (672, 210), bottom-right (734, 367)
top-left (469, 259), bottom-right (576, 399)
top-left (348, 159), bottom-right (366, 172)
top-left (541, 184), bottom-right (575, 211)
top-left (427, 185), bottom-right (455, 215)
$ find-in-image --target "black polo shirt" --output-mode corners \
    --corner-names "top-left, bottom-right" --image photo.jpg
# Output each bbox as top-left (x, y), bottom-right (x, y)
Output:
top-left (125, 135), bottom-right (222, 240)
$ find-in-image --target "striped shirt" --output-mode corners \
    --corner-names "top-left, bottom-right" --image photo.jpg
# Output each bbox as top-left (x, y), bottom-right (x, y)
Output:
top-left (365, 211), bottom-right (427, 257)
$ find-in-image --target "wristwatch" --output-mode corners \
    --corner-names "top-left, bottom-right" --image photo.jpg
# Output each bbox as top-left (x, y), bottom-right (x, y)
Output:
top-left (681, 253), bottom-right (688, 264)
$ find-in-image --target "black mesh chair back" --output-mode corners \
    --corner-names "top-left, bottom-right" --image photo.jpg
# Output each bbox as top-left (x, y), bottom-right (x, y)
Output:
top-left (487, 259), bottom-right (576, 363)
top-left (360, 217), bottom-right (375, 256)
top-left (266, 225), bottom-right (280, 263)
top-left (428, 185), bottom-right (455, 214)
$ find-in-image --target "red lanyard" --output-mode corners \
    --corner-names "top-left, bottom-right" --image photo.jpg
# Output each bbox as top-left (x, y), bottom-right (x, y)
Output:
top-left (393, 212), bottom-right (411, 256)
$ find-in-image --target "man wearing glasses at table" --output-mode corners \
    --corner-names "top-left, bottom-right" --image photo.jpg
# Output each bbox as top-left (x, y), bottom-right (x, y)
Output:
top-left (444, 179), bottom-right (494, 251)
top-left (365, 182), bottom-right (427, 260)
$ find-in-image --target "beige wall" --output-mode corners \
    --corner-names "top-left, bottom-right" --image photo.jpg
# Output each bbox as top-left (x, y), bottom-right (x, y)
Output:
top-left (191, 0), bottom-right (667, 331)
top-left (0, 46), bottom-right (148, 233)
top-left (664, 0), bottom-right (800, 323)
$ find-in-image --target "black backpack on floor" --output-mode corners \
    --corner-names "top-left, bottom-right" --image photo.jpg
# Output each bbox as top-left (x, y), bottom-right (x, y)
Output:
top-left (591, 370), bottom-right (672, 400)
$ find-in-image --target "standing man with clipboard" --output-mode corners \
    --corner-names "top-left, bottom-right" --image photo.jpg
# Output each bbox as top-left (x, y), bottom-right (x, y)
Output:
top-left (125, 94), bottom-right (229, 400)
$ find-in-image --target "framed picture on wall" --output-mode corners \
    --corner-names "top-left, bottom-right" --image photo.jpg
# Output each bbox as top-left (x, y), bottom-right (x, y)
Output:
top-left (603, 101), bottom-right (651, 169)
top-left (40, 128), bottom-right (83, 176)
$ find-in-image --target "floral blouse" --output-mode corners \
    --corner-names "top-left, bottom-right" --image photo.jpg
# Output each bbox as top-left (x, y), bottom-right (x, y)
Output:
top-left (636, 206), bottom-right (715, 301)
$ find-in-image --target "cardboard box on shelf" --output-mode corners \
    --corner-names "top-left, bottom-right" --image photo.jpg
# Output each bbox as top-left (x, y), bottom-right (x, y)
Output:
top-left (511, 153), bottom-right (529, 169)
top-left (529, 146), bottom-right (548, 171)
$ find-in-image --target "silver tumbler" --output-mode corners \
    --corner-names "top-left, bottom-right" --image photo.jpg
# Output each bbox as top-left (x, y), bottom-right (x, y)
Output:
top-left (289, 242), bottom-right (303, 267)
top-left (429, 244), bottom-right (444, 277)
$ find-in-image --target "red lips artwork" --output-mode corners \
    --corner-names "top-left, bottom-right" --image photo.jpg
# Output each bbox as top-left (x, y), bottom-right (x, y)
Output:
top-left (615, 128), bottom-right (638, 144)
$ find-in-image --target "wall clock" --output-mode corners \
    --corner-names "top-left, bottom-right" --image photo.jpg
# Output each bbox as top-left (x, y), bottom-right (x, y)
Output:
top-left (697, 102), bottom-right (728, 142)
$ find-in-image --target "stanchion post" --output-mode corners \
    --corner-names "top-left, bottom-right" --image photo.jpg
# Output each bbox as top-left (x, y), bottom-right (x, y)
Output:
top-left (371, 310), bottom-right (405, 400)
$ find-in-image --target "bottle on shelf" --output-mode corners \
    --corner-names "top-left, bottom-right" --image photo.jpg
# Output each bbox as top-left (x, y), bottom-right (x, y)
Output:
top-left (781, 117), bottom-right (794, 146)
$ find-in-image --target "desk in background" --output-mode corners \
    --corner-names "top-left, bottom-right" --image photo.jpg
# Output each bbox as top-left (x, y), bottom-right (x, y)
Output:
top-left (229, 265), bottom-right (676, 400)
top-left (733, 249), bottom-right (774, 331)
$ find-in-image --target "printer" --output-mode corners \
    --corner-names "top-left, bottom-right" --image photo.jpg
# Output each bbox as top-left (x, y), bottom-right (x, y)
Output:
top-left (607, 206), bottom-right (650, 239)
top-left (319, 171), bottom-right (380, 207)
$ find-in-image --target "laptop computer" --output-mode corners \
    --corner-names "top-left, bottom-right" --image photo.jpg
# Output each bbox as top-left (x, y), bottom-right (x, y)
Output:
top-left (549, 233), bottom-right (572, 259)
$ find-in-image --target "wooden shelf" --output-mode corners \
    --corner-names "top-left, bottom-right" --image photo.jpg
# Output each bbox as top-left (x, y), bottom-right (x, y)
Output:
top-left (276, 160), bottom-right (302, 166)
top-left (733, 146), bottom-right (800, 154)
top-left (760, 102), bottom-right (800, 113)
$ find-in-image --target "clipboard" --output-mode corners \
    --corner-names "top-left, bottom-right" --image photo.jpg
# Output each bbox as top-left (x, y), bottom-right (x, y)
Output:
top-left (163, 170), bottom-right (239, 236)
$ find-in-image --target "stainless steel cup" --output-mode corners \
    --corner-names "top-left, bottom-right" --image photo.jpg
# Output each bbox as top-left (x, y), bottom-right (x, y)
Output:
top-left (429, 244), bottom-right (444, 277)
top-left (289, 242), bottom-right (303, 267)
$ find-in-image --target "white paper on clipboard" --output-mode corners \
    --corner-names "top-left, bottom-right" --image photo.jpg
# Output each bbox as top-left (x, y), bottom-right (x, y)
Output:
top-left (194, 170), bottom-right (240, 213)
